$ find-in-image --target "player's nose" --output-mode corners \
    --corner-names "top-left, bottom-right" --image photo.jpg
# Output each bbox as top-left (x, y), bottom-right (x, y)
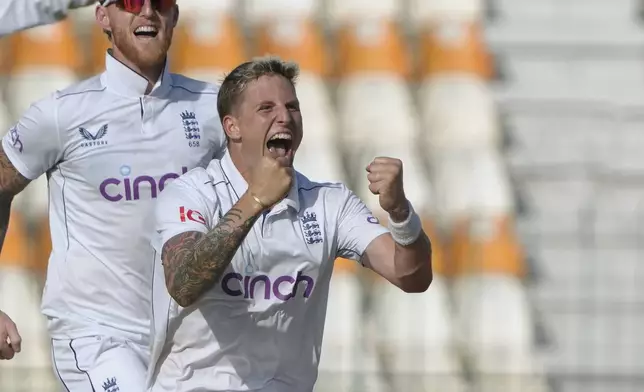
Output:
top-left (274, 105), bottom-right (293, 125)
top-left (138, 0), bottom-right (155, 17)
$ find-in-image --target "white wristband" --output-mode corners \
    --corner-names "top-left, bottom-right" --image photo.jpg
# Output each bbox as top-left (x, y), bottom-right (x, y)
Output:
top-left (387, 201), bottom-right (422, 246)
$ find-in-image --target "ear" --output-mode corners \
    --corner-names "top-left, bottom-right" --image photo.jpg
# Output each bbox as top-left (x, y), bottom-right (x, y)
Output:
top-left (95, 5), bottom-right (111, 34)
top-left (172, 5), bottom-right (179, 27)
top-left (223, 115), bottom-right (241, 142)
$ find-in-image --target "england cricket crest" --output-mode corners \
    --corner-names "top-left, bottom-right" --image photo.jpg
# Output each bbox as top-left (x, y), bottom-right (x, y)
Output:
top-left (181, 110), bottom-right (201, 148)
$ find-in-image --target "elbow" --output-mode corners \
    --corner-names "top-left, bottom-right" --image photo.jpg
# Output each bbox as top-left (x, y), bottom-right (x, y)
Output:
top-left (168, 288), bottom-right (197, 308)
top-left (400, 273), bottom-right (432, 293)
top-left (164, 274), bottom-right (198, 308)
top-left (399, 251), bottom-right (433, 293)
top-left (175, 297), bottom-right (196, 308)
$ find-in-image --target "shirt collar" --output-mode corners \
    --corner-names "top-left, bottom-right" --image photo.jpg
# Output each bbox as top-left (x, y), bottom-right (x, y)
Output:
top-left (220, 150), bottom-right (300, 214)
top-left (102, 50), bottom-right (172, 98)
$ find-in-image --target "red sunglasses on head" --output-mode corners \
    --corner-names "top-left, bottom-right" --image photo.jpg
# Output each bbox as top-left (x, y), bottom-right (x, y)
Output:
top-left (112, 0), bottom-right (176, 14)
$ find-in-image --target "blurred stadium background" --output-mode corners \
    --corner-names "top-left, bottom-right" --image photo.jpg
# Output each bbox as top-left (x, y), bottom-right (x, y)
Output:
top-left (1, 0), bottom-right (643, 391)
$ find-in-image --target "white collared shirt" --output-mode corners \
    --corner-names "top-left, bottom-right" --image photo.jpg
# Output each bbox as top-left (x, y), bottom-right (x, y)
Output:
top-left (1, 52), bottom-right (226, 345)
top-left (147, 151), bottom-right (389, 392)
top-left (0, 0), bottom-right (86, 36)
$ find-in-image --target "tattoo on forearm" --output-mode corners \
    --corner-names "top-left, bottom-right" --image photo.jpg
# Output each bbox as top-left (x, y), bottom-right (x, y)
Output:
top-left (0, 148), bottom-right (29, 252)
top-left (162, 207), bottom-right (259, 307)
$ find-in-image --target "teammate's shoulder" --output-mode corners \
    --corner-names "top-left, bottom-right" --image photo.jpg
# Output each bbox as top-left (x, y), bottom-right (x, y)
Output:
top-left (20, 75), bottom-right (103, 114)
top-left (168, 74), bottom-right (220, 96)
top-left (53, 75), bottom-right (105, 101)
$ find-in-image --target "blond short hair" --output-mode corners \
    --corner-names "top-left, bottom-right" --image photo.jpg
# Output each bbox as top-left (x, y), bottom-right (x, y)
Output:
top-left (216, 56), bottom-right (300, 122)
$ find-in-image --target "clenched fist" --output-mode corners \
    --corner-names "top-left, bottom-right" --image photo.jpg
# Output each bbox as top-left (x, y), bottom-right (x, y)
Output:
top-left (366, 157), bottom-right (409, 222)
top-left (248, 156), bottom-right (293, 209)
top-left (0, 310), bottom-right (21, 360)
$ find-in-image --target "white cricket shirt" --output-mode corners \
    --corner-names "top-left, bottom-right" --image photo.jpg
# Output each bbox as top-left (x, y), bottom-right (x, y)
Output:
top-left (147, 151), bottom-right (389, 392)
top-left (0, 0), bottom-right (85, 36)
top-left (1, 52), bottom-right (226, 346)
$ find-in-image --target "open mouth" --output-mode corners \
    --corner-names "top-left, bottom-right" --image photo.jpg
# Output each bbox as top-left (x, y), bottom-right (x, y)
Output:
top-left (134, 26), bottom-right (159, 38)
top-left (266, 133), bottom-right (293, 158)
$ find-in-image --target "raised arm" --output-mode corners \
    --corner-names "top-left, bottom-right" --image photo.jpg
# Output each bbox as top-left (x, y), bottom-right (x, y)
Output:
top-left (0, 0), bottom-right (95, 37)
top-left (347, 157), bottom-right (432, 293)
top-left (160, 156), bottom-right (293, 308)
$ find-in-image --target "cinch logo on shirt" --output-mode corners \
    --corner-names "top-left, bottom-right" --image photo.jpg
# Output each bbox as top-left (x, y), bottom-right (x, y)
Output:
top-left (221, 271), bottom-right (315, 301)
top-left (99, 165), bottom-right (188, 202)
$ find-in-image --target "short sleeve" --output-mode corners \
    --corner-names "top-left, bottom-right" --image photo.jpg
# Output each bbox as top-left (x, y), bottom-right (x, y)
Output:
top-left (336, 188), bottom-right (389, 261)
top-left (1, 96), bottom-right (61, 180)
top-left (153, 175), bottom-right (213, 253)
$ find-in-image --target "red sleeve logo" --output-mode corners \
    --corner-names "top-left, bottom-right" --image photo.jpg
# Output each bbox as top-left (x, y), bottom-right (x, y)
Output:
top-left (179, 206), bottom-right (206, 225)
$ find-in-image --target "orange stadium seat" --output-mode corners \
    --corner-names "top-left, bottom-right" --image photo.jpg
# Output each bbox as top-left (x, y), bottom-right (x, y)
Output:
top-left (170, 7), bottom-right (246, 84)
top-left (449, 216), bottom-right (524, 277)
top-left (337, 19), bottom-right (410, 78)
top-left (32, 216), bottom-right (52, 279)
top-left (422, 218), bottom-right (447, 276)
top-left (428, 149), bottom-right (518, 273)
top-left (255, 18), bottom-right (329, 77)
top-left (419, 21), bottom-right (493, 81)
top-left (0, 211), bottom-right (29, 270)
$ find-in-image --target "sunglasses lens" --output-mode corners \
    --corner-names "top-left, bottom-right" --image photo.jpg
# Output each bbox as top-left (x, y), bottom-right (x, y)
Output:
top-left (155, 0), bottom-right (176, 11)
top-left (120, 0), bottom-right (144, 13)
top-left (118, 0), bottom-right (175, 13)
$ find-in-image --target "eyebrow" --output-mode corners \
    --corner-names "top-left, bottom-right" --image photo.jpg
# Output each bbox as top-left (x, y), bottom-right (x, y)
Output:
top-left (255, 100), bottom-right (300, 108)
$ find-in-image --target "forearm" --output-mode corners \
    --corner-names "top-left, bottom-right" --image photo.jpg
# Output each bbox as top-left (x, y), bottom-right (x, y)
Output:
top-left (162, 192), bottom-right (263, 307)
top-left (393, 232), bottom-right (432, 289)
top-left (388, 202), bottom-right (432, 292)
top-left (0, 0), bottom-right (73, 37)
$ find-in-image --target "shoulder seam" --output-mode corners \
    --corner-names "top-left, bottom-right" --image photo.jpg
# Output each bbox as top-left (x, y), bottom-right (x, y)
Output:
top-left (170, 85), bottom-right (218, 95)
top-left (56, 87), bottom-right (106, 99)
top-left (299, 184), bottom-right (344, 192)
